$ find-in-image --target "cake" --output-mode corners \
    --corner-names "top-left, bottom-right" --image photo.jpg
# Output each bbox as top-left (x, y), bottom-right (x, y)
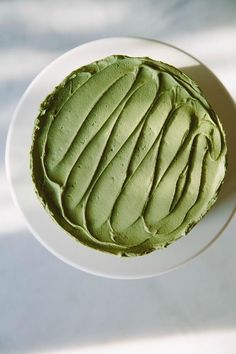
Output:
top-left (31, 55), bottom-right (227, 256)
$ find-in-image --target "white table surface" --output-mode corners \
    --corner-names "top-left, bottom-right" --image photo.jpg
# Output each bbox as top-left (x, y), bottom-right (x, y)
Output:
top-left (0, 1), bottom-right (236, 353)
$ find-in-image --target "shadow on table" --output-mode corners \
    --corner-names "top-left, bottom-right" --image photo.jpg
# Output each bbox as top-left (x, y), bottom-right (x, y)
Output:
top-left (1, 63), bottom-right (236, 354)
top-left (1, 226), bottom-right (236, 353)
top-left (2, 1), bottom-right (236, 53)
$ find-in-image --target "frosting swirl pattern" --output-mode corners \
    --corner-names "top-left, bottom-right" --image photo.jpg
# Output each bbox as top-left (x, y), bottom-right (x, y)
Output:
top-left (31, 55), bottom-right (227, 256)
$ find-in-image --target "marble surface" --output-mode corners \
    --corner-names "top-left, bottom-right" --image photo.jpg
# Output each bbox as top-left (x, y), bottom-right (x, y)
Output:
top-left (1, 1), bottom-right (236, 353)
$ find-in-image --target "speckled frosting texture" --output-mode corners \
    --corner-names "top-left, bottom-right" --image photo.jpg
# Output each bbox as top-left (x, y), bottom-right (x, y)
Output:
top-left (31, 55), bottom-right (227, 256)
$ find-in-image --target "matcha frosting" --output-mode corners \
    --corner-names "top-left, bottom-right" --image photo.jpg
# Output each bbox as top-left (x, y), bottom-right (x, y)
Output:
top-left (31, 55), bottom-right (227, 256)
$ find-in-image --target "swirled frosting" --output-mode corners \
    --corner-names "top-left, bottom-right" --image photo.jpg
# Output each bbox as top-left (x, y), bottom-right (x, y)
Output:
top-left (31, 55), bottom-right (227, 256)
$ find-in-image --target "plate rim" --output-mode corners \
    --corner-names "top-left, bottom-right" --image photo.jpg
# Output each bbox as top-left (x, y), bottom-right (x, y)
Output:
top-left (5, 37), bottom-right (236, 279)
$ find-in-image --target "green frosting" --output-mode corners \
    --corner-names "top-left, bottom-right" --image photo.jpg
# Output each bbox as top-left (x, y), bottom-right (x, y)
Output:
top-left (31, 55), bottom-right (227, 256)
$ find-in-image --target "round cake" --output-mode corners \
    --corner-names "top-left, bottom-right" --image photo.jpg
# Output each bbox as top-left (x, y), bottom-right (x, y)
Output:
top-left (31, 55), bottom-right (227, 256)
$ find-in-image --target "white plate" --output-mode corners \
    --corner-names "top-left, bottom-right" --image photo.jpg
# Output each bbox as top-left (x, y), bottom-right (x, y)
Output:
top-left (6, 37), bottom-right (236, 279)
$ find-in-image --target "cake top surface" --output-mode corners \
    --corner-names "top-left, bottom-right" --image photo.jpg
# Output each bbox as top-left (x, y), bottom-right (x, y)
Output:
top-left (31, 55), bottom-right (227, 256)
